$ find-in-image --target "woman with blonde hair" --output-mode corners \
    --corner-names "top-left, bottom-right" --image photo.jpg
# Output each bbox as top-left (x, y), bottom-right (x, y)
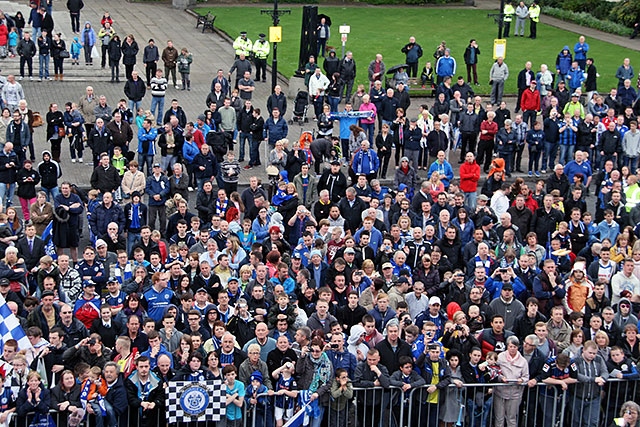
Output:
top-left (361, 259), bottom-right (379, 280)
top-left (223, 235), bottom-right (246, 274)
top-left (427, 170), bottom-right (445, 200)
top-left (239, 264), bottom-right (254, 291)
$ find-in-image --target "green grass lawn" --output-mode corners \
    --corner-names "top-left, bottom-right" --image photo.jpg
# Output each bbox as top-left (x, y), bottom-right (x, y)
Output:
top-left (195, 6), bottom-right (636, 95)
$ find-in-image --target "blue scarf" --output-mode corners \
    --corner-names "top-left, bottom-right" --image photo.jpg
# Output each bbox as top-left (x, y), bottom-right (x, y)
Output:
top-left (80, 379), bottom-right (106, 416)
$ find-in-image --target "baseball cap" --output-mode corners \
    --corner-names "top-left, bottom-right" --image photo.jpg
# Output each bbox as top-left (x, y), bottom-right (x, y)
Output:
top-left (502, 282), bottom-right (514, 291)
top-left (382, 262), bottom-right (393, 270)
top-left (95, 239), bottom-right (107, 248)
top-left (344, 247), bottom-right (356, 254)
top-left (429, 296), bottom-right (441, 305)
top-left (41, 290), bottom-right (55, 299)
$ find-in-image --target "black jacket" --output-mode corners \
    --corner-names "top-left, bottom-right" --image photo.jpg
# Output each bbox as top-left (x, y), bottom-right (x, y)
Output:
top-left (375, 338), bottom-right (412, 373)
top-left (124, 78), bottom-right (146, 102)
top-left (121, 40), bottom-right (139, 65)
top-left (318, 170), bottom-right (348, 203)
top-left (90, 165), bottom-right (121, 193)
top-left (16, 236), bottom-right (45, 271)
top-left (88, 125), bottom-right (112, 157)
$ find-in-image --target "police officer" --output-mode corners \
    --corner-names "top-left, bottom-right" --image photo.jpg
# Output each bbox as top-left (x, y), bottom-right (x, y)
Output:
top-left (253, 33), bottom-right (270, 83)
top-left (232, 31), bottom-right (253, 59)
top-left (528, 1), bottom-right (540, 39)
top-left (503, 1), bottom-right (515, 37)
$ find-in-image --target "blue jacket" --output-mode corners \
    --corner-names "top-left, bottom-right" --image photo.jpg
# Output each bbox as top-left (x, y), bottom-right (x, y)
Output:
top-left (81, 22), bottom-right (97, 47)
top-left (427, 160), bottom-right (454, 188)
top-left (436, 56), bottom-right (456, 77)
top-left (137, 127), bottom-right (157, 155)
top-left (145, 174), bottom-right (170, 206)
top-left (573, 42), bottom-right (589, 62)
top-left (354, 226), bottom-right (383, 254)
top-left (485, 276), bottom-right (527, 300)
top-left (566, 67), bottom-right (585, 90)
top-left (263, 117), bottom-right (288, 146)
top-left (351, 149), bottom-right (379, 175)
top-left (556, 47), bottom-right (572, 75)
top-left (618, 86), bottom-right (638, 108)
top-left (182, 140), bottom-right (200, 163)
top-left (326, 349), bottom-right (358, 379)
top-left (368, 306), bottom-right (396, 333)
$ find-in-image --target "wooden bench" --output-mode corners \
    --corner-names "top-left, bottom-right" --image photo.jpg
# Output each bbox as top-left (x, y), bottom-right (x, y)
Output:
top-left (201, 14), bottom-right (216, 33)
top-left (196, 12), bottom-right (211, 29)
top-left (196, 12), bottom-right (216, 33)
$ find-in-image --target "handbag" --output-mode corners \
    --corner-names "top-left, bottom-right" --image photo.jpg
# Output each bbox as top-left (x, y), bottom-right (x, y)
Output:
top-left (57, 126), bottom-right (66, 138)
top-left (32, 112), bottom-right (43, 127)
top-left (59, 50), bottom-right (70, 59)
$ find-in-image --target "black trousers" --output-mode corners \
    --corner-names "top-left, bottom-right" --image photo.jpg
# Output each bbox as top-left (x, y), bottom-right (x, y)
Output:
top-left (20, 56), bottom-right (33, 77)
top-left (477, 139), bottom-right (494, 172)
top-left (255, 58), bottom-right (267, 81)
top-left (461, 132), bottom-right (478, 160)
top-left (145, 61), bottom-right (157, 86)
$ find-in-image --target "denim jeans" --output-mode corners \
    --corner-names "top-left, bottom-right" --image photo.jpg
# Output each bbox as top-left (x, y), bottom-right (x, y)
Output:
top-left (499, 151), bottom-right (514, 175)
top-left (559, 144), bottom-right (575, 165)
top-left (249, 137), bottom-right (261, 166)
top-left (542, 141), bottom-right (558, 170)
top-left (625, 156), bottom-right (638, 172)
top-left (328, 96), bottom-right (340, 112)
top-left (238, 131), bottom-right (251, 161)
top-left (42, 186), bottom-right (60, 202)
top-left (128, 100), bottom-right (142, 114)
top-left (0, 183), bottom-right (15, 208)
top-left (464, 191), bottom-right (478, 210)
top-left (161, 155), bottom-right (177, 173)
top-left (39, 54), bottom-right (50, 78)
top-left (362, 123), bottom-right (375, 142)
top-left (126, 232), bottom-right (140, 256)
top-left (138, 153), bottom-right (154, 176)
top-left (571, 396), bottom-right (600, 427)
top-left (528, 149), bottom-right (541, 172)
top-left (150, 96), bottom-right (165, 126)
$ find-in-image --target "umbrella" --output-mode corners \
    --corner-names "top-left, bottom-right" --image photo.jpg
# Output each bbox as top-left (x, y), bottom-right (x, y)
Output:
top-left (317, 14), bottom-right (332, 27)
top-left (386, 64), bottom-right (409, 75)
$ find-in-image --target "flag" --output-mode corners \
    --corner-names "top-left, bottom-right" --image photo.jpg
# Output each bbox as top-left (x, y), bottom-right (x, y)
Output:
top-left (166, 380), bottom-right (225, 423)
top-left (0, 294), bottom-right (32, 354)
top-left (42, 221), bottom-right (57, 260)
top-left (283, 390), bottom-right (314, 427)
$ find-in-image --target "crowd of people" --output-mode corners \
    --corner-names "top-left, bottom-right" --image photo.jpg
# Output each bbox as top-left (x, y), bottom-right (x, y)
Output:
top-left (0, 2), bottom-right (637, 427)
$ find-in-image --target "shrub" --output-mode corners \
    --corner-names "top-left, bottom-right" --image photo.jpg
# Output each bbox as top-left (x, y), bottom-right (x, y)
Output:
top-left (610, 0), bottom-right (640, 27)
top-left (542, 7), bottom-right (633, 37)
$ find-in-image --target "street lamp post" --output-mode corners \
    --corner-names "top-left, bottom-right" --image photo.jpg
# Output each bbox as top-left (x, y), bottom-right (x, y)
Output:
top-left (261, 0), bottom-right (290, 91)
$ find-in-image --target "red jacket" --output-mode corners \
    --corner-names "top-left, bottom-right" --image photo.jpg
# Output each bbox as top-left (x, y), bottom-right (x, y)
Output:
top-left (459, 161), bottom-right (481, 192)
top-left (521, 88), bottom-right (541, 112)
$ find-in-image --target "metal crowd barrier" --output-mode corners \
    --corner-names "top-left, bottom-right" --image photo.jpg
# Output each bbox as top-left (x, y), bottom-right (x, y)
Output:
top-left (12, 378), bottom-right (639, 427)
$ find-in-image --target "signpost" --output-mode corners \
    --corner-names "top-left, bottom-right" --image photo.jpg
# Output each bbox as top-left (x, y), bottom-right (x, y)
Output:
top-left (339, 24), bottom-right (350, 58)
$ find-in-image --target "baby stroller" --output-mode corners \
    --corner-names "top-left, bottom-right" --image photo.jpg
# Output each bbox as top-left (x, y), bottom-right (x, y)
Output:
top-left (290, 90), bottom-right (309, 125)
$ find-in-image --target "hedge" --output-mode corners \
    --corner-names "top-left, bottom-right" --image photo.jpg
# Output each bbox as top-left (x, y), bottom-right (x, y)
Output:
top-left (542, 6), bottom-right (633, 37)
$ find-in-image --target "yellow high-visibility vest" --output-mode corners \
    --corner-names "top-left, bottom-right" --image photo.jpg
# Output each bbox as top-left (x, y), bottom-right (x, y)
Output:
top-left (504, 4), bottom-right (515, 22)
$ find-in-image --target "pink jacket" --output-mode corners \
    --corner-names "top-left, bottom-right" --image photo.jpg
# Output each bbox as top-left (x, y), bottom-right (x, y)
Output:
top-left (359, 102), bottom-right (377, 125)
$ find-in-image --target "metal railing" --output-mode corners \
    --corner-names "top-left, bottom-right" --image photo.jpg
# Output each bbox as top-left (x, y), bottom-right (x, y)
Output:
top-left (12, 378), bottom-right (639, 427)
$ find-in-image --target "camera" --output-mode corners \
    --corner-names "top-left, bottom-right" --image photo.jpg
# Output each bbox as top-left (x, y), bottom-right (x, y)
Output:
top-left (499, 268), bottom-right (508, 273)
top-left (330, 343), bottom-right (339, 349)
top-left (403, 318), bottom-right (412, 326)
top-left (88, 339), bottom-right (96, 346)
top-left (455, 325), bottom-right (463, 331)
top-left (355, 271), bottom-right (363, 276)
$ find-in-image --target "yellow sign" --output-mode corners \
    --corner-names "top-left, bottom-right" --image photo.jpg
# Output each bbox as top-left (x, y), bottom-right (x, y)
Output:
top-left (269, 26), bottom-right (282, 43)
top-left (493, 39), bottom-right (507, 59)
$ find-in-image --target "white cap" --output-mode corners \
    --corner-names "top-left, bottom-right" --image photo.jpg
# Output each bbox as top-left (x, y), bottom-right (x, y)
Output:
top-left (429, 296), bottom-right (442, 306)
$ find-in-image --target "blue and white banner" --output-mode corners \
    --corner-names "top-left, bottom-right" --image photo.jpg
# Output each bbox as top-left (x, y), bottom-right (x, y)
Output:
top-left (42, 221), bottom-right (57, 260)
top-left (0, 294), bottom-right (32, 354)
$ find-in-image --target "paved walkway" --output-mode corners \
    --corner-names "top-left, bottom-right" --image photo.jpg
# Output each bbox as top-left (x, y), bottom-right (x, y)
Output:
top-left (0, 0), bottom-right (634, 192)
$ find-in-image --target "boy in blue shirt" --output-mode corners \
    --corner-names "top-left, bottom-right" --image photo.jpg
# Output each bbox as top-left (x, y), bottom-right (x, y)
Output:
top-left (224, 364), bottom-right (245, 427)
